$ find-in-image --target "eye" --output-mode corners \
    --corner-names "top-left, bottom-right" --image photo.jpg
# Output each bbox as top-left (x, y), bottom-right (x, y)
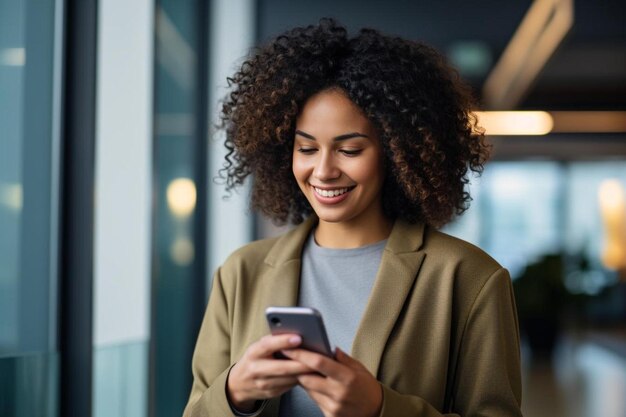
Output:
top-left (297, 147), bottom-right (317, 154)
top-left (340, 149), bottom-right (363, 156)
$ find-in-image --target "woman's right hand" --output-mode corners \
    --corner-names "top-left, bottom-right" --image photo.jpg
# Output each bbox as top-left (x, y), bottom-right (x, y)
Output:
top-left (226, 334), bottom-right (312, 412)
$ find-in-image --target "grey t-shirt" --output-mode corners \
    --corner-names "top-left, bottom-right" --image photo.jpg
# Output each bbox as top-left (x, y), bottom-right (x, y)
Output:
top-left (278, 232), bottom-right (386, 417)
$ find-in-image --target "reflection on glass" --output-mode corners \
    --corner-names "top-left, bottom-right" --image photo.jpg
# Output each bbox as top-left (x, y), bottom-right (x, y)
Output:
top-left (0, 0), bottom-right (60, 415)
top-left (170, 237), bottom-right (195, 266)
top-left (166, 177), bottom-right (197, 218)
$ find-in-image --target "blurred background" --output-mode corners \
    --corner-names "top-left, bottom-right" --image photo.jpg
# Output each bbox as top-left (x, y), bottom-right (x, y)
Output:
top-left (1, 0), bottom-right (625, 416)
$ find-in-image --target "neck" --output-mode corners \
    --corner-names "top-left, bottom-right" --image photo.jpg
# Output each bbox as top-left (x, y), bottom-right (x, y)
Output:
top-left (314, 216), bottom-right (393, 249)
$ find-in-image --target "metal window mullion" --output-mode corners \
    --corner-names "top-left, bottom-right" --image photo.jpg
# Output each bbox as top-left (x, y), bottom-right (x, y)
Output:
top-left (58, 0), bottom-right (98, 416)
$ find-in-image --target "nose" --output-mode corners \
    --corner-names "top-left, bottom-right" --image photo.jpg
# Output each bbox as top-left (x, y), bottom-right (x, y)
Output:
top-left (313, 151), bottom-right (341, 181)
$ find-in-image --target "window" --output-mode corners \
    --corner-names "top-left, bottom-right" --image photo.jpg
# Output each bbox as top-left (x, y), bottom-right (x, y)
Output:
top-left (0, 1), bottom-right (62, 416)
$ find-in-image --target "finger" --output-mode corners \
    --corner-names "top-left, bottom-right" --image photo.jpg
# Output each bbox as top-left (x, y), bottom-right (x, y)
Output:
top-left (298, 372), bottom-right (349, 403)
top-left (252, 358), bottom-right (314, 377)
top-left (253, 376), bottom-right (301, 399)
top-left (256, 376), bottom-right (300, 390)
top-left (335, 347), bottom-right (365, 370)
top-left (296, 373), bottom-right (330, 394)
top-left (282, 349), bottom-right (344, 378)
top-left (249, 334), bottom-right (302, 358)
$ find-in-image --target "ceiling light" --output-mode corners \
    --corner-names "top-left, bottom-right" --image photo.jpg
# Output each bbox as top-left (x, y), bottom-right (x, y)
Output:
top-left (474, 111), bottom-right (553, 135)
top-left (482, 0), bottom-right (574, 109)
top-left (551, 111), bottom-right (626, 133)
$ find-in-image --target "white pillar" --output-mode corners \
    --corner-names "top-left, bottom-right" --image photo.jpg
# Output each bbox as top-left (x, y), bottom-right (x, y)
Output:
top-left (93, 0), bottom-right (154, 415)
top-left (207, 0), bottom-right (256, 282)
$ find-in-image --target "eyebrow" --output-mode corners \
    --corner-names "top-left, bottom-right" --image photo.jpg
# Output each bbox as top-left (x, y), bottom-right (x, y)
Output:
top-left (295, 130), bottom-right (369, 142)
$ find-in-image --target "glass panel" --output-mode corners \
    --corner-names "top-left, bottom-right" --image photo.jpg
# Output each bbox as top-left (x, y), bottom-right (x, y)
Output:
top-left (0, 353), bottom-right (59, 417)
top-left (566, 162), bottom-right (626, 263)
top-left (445, 160), bottom-right (626, 280)
top-left (153, 1), bottom-right (207, 414)
top-left (93, 342), bottom-right (149, 417)
top-left (0, 0), bottom-right (27, 357)
top-left (483, 162), bottom-right (563, 277)
top-left (444, 161), bottom-right (563, 277)
top-left (0, 0), bottom-right (61, 415)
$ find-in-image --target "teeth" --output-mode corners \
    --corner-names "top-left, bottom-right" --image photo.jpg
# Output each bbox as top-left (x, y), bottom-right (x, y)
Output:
top-left (314, 187), bottom-right (350, 197)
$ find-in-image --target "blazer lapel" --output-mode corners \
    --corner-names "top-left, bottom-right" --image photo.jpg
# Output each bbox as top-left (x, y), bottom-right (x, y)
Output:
top-left (262, 259), bottom-right (301, 307)
top-left (351, 220), bottom-right (426, 376)
top-left (261, 217), bottom-right (317, 308)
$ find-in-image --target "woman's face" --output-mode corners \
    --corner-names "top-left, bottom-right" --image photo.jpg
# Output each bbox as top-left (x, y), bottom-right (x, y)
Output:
top-left (292, 89), bottom-right (386, 228)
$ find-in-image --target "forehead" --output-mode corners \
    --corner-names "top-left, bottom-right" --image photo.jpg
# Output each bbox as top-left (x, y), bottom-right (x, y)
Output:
top-left (295, 90), bottom-right (373, 133)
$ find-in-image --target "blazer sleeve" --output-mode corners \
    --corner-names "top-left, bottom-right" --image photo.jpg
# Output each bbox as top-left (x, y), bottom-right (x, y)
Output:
top-left (182, 267), bottom-right (268, 417)
top-left (377, 268), bottom-right (523, 417)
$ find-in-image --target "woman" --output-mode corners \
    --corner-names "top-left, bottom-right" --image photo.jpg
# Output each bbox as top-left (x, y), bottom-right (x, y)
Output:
top-left (183, 19), bottom-right (522, 417)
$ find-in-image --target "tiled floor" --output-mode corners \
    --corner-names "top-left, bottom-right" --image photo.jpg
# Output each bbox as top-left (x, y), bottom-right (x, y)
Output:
top-left (522, 333), bottom-right (626, 417)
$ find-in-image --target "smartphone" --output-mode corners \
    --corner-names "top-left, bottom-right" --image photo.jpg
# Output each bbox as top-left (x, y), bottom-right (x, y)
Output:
top-left (265, 306), bottom-right (334, 358)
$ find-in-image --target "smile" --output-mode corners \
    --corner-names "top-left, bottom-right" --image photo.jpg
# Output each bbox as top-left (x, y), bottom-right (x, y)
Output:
top-left (313, 186), bottom-right (353, 198)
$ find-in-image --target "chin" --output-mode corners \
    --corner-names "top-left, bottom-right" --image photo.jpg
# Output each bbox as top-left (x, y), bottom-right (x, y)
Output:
top-left (311, 207), bottom-right (352, 224)
top-left (316, 215), bottom-right (347, 224)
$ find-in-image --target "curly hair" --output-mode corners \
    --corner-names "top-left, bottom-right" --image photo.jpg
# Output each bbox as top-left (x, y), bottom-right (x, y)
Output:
top-left (219, 18), bottom-right (489, 228)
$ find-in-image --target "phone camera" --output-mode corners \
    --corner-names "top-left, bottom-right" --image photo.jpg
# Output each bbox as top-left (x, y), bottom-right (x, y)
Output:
top-left (270, 317), bottom-right (281, 327)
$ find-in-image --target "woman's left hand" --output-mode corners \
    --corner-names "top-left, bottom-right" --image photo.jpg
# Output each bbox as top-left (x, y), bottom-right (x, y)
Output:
top-left (281, 347), bottom-right (382, 417)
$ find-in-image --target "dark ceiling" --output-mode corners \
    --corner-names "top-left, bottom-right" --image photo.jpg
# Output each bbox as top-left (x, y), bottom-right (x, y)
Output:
top-left (523, 0), bottom-right (626, 110)
top-left (258, 0), bottom-right (626, 111)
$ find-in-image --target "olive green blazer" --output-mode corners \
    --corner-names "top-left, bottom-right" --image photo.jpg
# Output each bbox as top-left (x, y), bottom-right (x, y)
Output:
top-left (183, 217), bottom-right (522, 417)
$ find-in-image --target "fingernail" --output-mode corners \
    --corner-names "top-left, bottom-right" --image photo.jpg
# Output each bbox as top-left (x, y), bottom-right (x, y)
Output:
top-left (289, 335), bottom-right (302, 345)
